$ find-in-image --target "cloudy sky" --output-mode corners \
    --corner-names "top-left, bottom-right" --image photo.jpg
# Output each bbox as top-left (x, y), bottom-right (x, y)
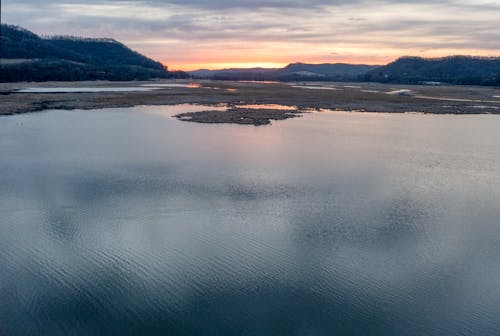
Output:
top-left (2, 0), bottom-right (500, 70)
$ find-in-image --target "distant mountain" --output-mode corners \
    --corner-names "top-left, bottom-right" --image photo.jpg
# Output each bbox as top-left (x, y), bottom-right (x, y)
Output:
top-left (190, 68), bottom-right (279, 81)
top-left (365, 56), bottom-right (500, 86)
top-left (0, 24), bottom-right (179, 82)
top-left (276, 63), bottom-right (378, 80)
top-left (190, 57), bottom-right (500, 86)
top-left (189, 63), bottom-right (379, 81)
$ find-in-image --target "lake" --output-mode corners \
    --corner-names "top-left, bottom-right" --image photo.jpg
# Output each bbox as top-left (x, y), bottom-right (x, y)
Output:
top-left (1, 106), bottom-right (500, 335)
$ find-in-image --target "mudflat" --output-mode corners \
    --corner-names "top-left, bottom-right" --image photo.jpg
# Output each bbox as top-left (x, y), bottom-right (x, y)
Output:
top-left (1, 80), bottom-right (499, 125)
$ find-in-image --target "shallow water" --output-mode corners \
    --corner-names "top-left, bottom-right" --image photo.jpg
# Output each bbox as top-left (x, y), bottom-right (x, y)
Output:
top-left (238, 81), bottom-right (281, 84)
top-left (473, 105), bottom-right (499, 109)
top-left (1, 106), bottom-right (500, 335)
top-left (291, 85), bottom-right (339, 90)
top-left (16, 87), bottom-right (158, 93)
top-left (235, 104), bottom-right (297, 110)
top-left (387, 89), bottom-right (413, 96)
top-left (143, 103), bottom-right (228, 115)
top-left (415, 95), bottom-right (500, 104)
top-left (141, 83), bottom-right (201, 88)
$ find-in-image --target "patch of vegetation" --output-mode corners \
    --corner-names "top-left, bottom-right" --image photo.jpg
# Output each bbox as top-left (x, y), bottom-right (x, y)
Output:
top-left (365, 56), bottom-right (500, 86)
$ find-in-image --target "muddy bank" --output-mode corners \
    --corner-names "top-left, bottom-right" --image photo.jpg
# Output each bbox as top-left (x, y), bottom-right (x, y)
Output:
top-left (175, 107), bottom-right (304, 126)
top-left (1, 80), bottom-right (499, 124)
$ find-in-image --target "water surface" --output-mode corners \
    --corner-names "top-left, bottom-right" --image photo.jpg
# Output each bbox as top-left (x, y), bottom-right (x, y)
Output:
top-left (291, 85), bottom-right (339, 90)
top-left (16, 87), bottom-right (158, 93)
top-left (235, 104), bottom-right (297, 110)
top-left (1, 106), bottom-right (500, 335)
top-left (141, 83), bottom-right (201, 88)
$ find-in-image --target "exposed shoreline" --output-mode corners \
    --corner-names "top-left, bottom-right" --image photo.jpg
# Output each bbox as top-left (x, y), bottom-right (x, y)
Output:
top-left (175, 107), bottom-right (305, 126)
top-left (1, 80), bottom-right (499, 125)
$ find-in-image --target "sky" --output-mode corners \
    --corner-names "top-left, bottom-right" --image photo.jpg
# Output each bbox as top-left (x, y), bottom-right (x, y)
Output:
top-left (2, 0), bottom-right (500, 70)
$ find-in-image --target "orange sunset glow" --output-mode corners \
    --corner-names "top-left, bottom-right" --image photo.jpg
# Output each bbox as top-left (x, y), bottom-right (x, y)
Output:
top-left (2, 0), bottom-right (500, 70)
top-left (159, 47), bottom-right (498, 71)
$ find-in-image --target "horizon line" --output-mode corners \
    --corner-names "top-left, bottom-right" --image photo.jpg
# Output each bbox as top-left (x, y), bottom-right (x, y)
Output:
top-left (164, 55), bottom-right (500, 72)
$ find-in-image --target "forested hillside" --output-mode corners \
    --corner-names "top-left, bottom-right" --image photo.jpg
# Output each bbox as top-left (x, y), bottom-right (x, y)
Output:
top-left (0, 24), bottom-right (174, 82)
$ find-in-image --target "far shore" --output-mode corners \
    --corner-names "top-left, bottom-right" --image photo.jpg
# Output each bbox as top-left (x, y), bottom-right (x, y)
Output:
top-left (1, 80), bottom-right (499, 125)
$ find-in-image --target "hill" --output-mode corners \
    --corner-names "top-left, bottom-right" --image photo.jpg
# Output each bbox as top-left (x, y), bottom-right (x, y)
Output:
top-left (0, 24), bottom-right (174, 82)
top-left (190, 57), bottom-right (500, 86)
top-left (275, 63), bottom-right (378, 81)
top-left (190, 67), bottom-right (279, 81)
top-left (189, 63), bottom-right (379, 81)
top-left (365, 56), bottom-right (500, 86)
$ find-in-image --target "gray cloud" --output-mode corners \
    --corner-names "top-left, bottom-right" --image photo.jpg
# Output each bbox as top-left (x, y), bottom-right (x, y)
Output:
top-left (2, 0), bottom-right (499, 68)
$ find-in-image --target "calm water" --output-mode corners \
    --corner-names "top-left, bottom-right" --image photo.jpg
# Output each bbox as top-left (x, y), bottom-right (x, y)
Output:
top-left (141, 83), bottom-right (201, 88)
top-left (16, 87), bottom-right (158, 93)
top-left (291, 85), bottom-right (339, 90)
top-left (1, 106), bottom-right (500, 336)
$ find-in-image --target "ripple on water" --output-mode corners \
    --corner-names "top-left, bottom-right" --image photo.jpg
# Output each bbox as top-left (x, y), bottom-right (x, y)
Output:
top-left (1, 108), bottom-right (500, 335)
